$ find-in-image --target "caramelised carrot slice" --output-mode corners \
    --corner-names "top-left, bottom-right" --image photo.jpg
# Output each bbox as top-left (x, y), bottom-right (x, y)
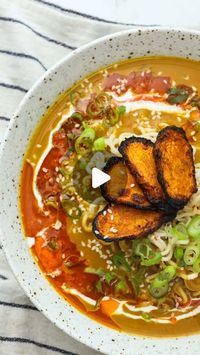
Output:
top-left (119, 136), bottom-right (166, 209)
top-left (101, 157), bottom-right (154, 210)
top-left (154, 126), bottom-right (197, 209)
top-left (93, 204), bottom-right (174, 242)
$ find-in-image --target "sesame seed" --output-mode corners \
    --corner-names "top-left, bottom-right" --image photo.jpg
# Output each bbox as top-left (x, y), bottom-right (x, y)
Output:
top-left (110, 227), bottom-right (118, 233)
top-left (36, 144), bottom-right (42, 148)
top-left (42, 167), bottom-right (48, 173)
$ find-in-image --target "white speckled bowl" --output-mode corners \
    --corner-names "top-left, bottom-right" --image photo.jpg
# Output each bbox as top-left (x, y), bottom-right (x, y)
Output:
top-left (1, 28), bottom-right (200, 355)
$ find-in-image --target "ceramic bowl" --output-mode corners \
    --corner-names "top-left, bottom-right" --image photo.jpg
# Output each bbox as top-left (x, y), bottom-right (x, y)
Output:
top-left (1, 27), bottom-right (200, 355)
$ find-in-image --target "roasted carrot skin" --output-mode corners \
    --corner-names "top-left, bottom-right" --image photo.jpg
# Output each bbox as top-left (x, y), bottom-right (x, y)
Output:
top-left (101, 156), bottom-right (154, 210)
top-left (93, 204), bottom-right (175, 242)
top-left (154, 126), bottom-right (197, 209)
top-left (118, 136), bottom-right (168, 209)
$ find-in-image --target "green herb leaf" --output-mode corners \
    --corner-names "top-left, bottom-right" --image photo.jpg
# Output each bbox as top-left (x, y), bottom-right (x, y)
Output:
top-left (115, 279), bottom-right (129, 294)
top-left (95, 280), bottom-right (103, 293)
top-left (167, 87), bottom-right (190, 104)
top-left (112, 251), bottom-right (131, 272)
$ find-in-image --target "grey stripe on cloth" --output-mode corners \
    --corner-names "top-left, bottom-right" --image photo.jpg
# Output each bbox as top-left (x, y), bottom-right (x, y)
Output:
top-left (0, 0), bottom-right (131, 354)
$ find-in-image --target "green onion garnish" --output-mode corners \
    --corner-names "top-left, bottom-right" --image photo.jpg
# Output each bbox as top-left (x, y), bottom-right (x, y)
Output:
top-left (184, 243), bottom-right (200, 265)
top-left (192, 257), bottom-right (200, 273)
top-left (187, 216), bottom-right (200, 239)
top-left (115, 279), bottom-right (129, 294)
top-left (149, 278), bottom-right (169, 299)
top-left (174, 247), bottom-right (184, 260)
top-left (112, 251), bottom-right (131, 272)
top-left (93, 137), bottom-right (106, 151)
top-left (159, 266), bottom-right (176, 282)
top-left (75, 127), bottom-right (96, 155)
top-left (170, 223), bottom-right (188, 240)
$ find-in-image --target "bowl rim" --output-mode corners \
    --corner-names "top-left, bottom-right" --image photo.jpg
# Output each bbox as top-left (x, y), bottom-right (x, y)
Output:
top-left (1, 26), bottom-right (200, 354)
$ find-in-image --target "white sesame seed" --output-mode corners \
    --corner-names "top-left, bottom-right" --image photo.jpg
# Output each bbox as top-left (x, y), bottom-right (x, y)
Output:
top-left (42, 167), bottom-right (48, 173)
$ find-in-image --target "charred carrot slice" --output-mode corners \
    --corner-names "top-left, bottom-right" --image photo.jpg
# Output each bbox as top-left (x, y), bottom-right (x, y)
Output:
top-left (154, 126), bottom-right (197, 209)
top-left (119, 136), bottom-right (166, 208)
top-left (93, 204), bottom-right (174, 242)
top-left (101, 157), bottom-right (154, 210)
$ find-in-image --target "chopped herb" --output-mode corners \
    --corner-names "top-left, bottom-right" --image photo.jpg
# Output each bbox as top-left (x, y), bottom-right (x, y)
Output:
top-left (95, 280), bottom-right (103, 293)
top-left (129, 268), bottom-right (146, 296)
top-left (167, 86), bottom-right (192, 104)
top-left (115, 279), bottom-right (129, 294)
top-left (112, 251), bottom-right (131, 272)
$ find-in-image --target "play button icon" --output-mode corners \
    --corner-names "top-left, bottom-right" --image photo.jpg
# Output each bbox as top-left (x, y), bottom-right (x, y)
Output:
top-left (92, 167), bottom-right (111, 188)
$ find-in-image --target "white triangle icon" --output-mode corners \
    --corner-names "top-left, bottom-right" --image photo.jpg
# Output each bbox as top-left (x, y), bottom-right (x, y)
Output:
top-left (92, 167), bottom-right (111, 189)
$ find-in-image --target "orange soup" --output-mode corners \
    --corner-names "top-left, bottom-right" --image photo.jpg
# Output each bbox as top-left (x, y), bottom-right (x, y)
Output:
top-left (20, 57), bottom-right (200, 337)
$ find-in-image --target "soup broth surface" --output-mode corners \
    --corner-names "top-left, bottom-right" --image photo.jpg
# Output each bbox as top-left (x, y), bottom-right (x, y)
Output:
top-left (20, 57), bottom-right (200, 336)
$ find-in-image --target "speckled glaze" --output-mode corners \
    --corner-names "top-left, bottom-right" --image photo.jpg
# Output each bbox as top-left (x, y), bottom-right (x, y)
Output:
top-left (1, 28), bottom-right (200, 355)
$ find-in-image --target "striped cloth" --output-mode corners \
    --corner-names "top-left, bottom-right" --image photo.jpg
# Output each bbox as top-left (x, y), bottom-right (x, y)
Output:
top-left (0, 1), bottom-right (133, 354)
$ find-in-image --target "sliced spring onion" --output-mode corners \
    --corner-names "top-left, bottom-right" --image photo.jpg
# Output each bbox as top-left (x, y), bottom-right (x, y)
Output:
top-left (174, 247), bottom-right (184, 260)
top-left (80, 127), bottom-right (96, 141)
top-left (170, 223), bottom-right (188, 240)
top-left (183, 244), bottom-right (200, 265)
top-left (149, 278), bottom-right (169, 299)
top-left (192, 257), bottom-right (200, 273)
top-left (79, 158), bottom-right (87, 170)
top-left (187, 216), bottom-right (200, 239)
top-left (134, 239), bottom-right (152, 259)
top-left (103, 107), bottom-right (119, 127)
top-left (112, 251), bottom-right (131, 272)
top-left (86, 101), bottom-right (102, 118)
top-left (71, 112), bottom-right (84, 121)
top-left (141, 251), bottom-right (162, 266)
top-left (159, 266), bottom-right (176, 282)
top-left (117, 105), bottom-right (126, 115)
top-left (75, 127), bottom-right (96, 155)
top-left (44, 198), bottom-right (58, 209)
top-left (70, 91), bottom-right (81, 105)
top-left (93, 137), bottom-right (106, 151)
top-left (96, 92), bottom-right (111, 107)
top-left (115, 279), bottom-right (129, 294)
